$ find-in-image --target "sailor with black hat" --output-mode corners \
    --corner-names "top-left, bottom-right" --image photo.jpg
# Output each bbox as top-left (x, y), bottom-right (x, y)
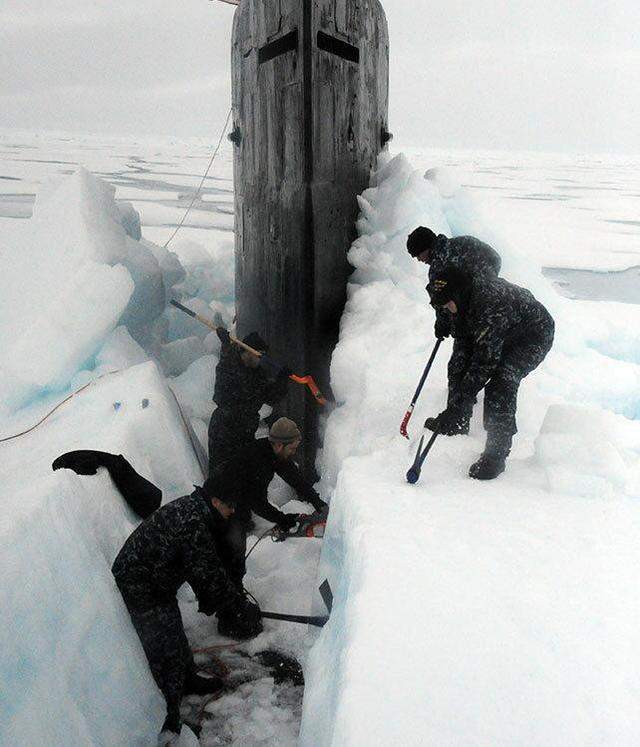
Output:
top-left (407, 226), bottom-right (502, 339)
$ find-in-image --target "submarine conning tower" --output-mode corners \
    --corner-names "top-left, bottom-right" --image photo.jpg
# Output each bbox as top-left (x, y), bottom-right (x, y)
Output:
top-left (230, 0), bottom-right (390, 469)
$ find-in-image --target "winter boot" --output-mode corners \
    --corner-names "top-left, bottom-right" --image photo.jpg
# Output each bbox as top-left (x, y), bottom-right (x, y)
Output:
top-left (184, 671), bottom-right (225, 696)
top-left (469, 432), bottom-right (512, 480)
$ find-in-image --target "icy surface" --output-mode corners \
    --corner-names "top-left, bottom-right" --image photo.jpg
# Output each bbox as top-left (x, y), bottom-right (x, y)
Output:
top-left (2, 132), bottom-right (640, 744)
top-left (0, 363), bottom-right (202, 746)
top-left (300, 153), bottom-right (640, 746)
top-left (0, 153), bottom-right (316, 745)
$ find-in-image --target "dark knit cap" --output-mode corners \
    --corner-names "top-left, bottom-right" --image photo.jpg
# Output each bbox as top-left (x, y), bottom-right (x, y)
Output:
top-left (200, 479), bottom-right (237, 508)
top-left (268, 417), bottom-right (302, 445)
top-left (242, 331), bottom-right (268, 352)
top-left (407, 226), bottom-right (438, 258)
top-left (427, 267), bottom-right (472, 308)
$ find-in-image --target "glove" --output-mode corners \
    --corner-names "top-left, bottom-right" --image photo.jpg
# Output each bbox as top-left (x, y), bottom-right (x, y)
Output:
top-left (431, 406), bottom-right (469, 436)
top-left (218, 595), bottom-right (263, 640)
top-left (434, 315), bottom-right (452, 340)
top-left (52, 450), bottom-right (120, 475)
top-left (216, 327), bottom-right (231, 345)
top-left (276, 513), bottom-right (298, 532)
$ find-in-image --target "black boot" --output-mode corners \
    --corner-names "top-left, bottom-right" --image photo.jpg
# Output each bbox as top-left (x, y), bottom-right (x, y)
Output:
top-left (160, 710), bottom-right (181, 743)
top-left (184, 670), bottom-right (225, 696)
top-left (469, 433), bottom-right (512, 480)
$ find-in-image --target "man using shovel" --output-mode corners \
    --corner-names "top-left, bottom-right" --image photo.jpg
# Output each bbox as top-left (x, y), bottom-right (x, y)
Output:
top-left (208, 329), bottom-right (290, 476)
top-left (425, 268), bottom-right (554, 480)
top-left (112, 483), bottom-right (262, 742)
top-left (406, 227), bottom-right (502, 339)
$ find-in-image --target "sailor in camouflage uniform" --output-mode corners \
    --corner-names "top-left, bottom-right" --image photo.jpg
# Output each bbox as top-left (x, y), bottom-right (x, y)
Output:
top-left (425, 267), bottom-right (554, 479)
top-left (208, 329), bottom-right (290, 476)
top-left (407, 226), bottom-right (502, 339)
top-left (112, 486), bottom-right (262, 740)
top-left (208, 417), bottom-right (328, 613)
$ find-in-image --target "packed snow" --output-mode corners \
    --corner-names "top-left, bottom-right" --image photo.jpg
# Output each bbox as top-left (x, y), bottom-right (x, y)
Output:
top-left (1, 132), bottom-right (640, 745)
top-left (300, 152), bottom-right (640, 745)
top-left (0, 155), bottom-right (320, 746)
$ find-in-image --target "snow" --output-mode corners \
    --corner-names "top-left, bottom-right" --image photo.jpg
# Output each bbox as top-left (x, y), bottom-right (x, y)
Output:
top-left (2, 131), bottom-right (640, 745)
top-left (300, 152), bottom-right (640, 745)
top-left (0, 155), bottom-right (317, 745)
top-left (0, 363), bottom-right (201, 746)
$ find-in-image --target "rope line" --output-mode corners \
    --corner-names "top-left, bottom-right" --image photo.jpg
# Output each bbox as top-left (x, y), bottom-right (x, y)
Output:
top-left (163, 107), bottom-right (233, 249)
top-left (0, 370), bottom-right (121, 444)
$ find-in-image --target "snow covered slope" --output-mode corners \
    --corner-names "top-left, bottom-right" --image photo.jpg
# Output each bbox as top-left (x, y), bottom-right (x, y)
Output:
top-left (0, 164), bottom-right (319, 745)
top-left (300, 154), bottom-right (640, 745)
top-left (0, 362), bottom-right (203, 746)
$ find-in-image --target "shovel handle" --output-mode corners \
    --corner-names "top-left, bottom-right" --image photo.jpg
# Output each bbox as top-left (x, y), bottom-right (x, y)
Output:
top-left (399, 406), bottom-right (413, 439)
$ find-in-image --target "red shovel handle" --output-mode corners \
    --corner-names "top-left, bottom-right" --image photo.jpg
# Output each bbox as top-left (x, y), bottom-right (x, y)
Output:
top-left (400, 407), bottom-right (414, 439)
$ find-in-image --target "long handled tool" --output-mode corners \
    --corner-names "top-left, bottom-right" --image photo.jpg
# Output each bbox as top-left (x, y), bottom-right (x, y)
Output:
top-left (261, 580), bottom-right (333, 628)
top-left (406, 431), bottom-right (439, 484)
top-left (399, 338), bottom-right (443, 439)
top-left (171, 299), bottom-right (327, 406)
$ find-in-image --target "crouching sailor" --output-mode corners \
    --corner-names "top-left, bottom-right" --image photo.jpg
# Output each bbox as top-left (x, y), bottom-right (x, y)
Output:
top-left (111, 484), bottom-right (262, 742)
top-left (205, 416), bottom-right (328, 636)
top-left (425, 267), bottom-right (555, 479)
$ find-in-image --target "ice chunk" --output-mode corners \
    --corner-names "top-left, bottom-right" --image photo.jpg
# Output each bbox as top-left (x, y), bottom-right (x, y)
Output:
top-left (96, 326), bottom-right (149, 372)
top-left (535, 404), bottom-right (631, 498)
top-left (117, 201), bottom-right (142, 241)
top-left (0, 362), bottom-right (203, 745)
top-left (0, 169), bottom-right (195, 412)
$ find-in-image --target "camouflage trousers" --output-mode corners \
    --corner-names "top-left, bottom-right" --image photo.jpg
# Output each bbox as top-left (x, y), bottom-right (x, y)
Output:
top-left (482, 323), bottom-right (555, 441)
top-left (117, 586), bottom-right (194, 731)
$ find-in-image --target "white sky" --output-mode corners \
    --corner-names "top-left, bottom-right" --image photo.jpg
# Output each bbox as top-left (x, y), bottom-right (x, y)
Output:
top-left (1, 0), bottom-right (639, 154)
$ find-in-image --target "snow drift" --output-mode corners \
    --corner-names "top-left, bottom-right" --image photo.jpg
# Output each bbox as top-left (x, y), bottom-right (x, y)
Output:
top-left (0, 363), bottom-right (204, 746)
top-left (300, 153), bottom-right (640, 745)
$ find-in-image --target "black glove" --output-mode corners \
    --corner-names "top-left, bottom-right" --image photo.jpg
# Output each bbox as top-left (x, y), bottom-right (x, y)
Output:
top-left (430, 406), bottom-right (469, 436)
top-left (52, 449), bottom-right (113, 475)
top-left (52, 450), bottom-right (162, 519)
top-left (219, 595), bottom-right (263, 640)
top-left (434, 315), bottom-right (452, 340)
top-left (276, 513), bottom-right (298, 532)
top-left (216, 327), bottom-right (231, 345)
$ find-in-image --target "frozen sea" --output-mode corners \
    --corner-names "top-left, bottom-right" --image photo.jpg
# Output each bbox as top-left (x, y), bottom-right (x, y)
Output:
top-left (1, 129), bottom-right (640, 302)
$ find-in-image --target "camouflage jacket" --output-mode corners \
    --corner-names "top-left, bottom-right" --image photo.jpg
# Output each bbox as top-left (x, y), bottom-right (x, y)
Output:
top-left (213, 341), bottom-right (288, 425)
top-left (448, 277), bottom-right (554, 405)
top-left (112, 489), bottom-right (241, 614)
top-left (428, 234), bottom-right (502, 282)
top-left (429, 235), bottom-right (502, 336)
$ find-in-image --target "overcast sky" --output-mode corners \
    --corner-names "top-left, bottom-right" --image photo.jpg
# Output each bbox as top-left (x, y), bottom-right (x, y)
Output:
top-left (2, 0), bottom-right (639, 154)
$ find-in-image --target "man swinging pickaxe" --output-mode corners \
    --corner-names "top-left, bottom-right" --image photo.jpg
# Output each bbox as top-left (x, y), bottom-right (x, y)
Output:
top-left (171, 299), bottom-right (327, 406)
